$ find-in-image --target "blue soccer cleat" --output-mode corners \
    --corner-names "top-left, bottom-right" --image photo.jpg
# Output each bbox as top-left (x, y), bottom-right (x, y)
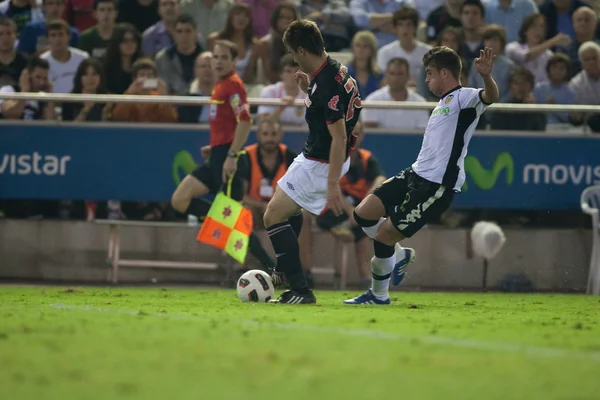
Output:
top-left (343, 289), bottom-right (390, 305)
top-left (392, 244), bottom-right (416, 286)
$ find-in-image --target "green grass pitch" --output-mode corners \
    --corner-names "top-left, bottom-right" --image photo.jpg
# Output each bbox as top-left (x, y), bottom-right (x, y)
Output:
top-left (1, 286), bottom-right (600, 399)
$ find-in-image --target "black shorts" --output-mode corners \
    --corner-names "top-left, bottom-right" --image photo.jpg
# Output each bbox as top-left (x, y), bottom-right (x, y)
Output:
top-left (316, 209), bottom-right (367, 243)
top-left (372, 168), bottom-right (454, 238)
top-left (190, 144), bottom-right (249, 201)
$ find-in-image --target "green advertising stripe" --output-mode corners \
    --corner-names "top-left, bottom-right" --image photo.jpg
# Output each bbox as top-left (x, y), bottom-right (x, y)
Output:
top-left (463, 152), bottom-right (514, 191)
top-left (172, 150), bottom-right (198, 186)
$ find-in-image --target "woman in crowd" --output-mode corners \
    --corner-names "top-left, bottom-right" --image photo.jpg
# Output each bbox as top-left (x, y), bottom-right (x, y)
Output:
top-left (103, 23), bottom-right (144, 95)
top-left (62, 58), bottom-right (110, 122)
top-left (346, 31), bottom-right (383, 99)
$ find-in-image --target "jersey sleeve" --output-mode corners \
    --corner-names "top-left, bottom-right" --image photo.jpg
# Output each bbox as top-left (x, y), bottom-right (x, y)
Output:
top-left (365, 155), bottom-right (385, 182)
top-left (227, 80), bottom-right (251, 122)
top-left (460, 87), bottom-right (488, 116)
top-left (322, 82), bottom-right (347, 125)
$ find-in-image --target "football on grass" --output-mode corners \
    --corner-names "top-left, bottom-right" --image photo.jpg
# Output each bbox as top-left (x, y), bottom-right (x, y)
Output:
top-left (237, 270), bottom-right (275, 303)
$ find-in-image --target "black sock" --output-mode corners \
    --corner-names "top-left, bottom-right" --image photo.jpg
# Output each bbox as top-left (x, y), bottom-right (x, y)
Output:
top-left (267, 222), bottom-right (309, 294)
top-left (288, 210), bottom-right (303, 237)
top-left (185, 198), bottom-right (211, 218)
top-left (248, 232), bottom-right (275, 271)
top-left (374, 240), bottom-right (395, 258)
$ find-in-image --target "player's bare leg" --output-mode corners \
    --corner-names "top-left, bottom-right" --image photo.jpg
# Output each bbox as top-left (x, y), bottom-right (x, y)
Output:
top-left (264, 187), bottom-right (316, 304)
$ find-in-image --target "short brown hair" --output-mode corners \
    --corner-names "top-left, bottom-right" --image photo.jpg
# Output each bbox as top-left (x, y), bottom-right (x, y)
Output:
top-left (258, 117), bottom-right (282, 132)
top-left (546, 52), bottom-right (571, 78)
top-left (46, 19), bottom-right (70, 35)
top-left (387, 57), bottom-right (410, 73)
top-left (483, 24), bottom-right (507, 51)
top-left (214, 39), bottom-right (239, 59)
top-left (282, 20), bottom-right (325, 56)
top-left (510, 67), bottom-right (535, 89)
top-left (392, 7), bottom-right (419, 31)
top-left (131, 58), bottom-right (156, 77)
top-left (422, 46), bottom-right (462, 79)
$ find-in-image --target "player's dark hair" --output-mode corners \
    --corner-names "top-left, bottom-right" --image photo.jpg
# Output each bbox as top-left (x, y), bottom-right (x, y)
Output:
top-left (46, 19), bottom-right (70, 35)
top-left (518, 13), bottom-right (544, 44)
top-left (510, 66), bottom-right (535, 89)
top-left (392, 7), bottom-right (419, 31)
top-left (214, 39), bottom-right (239, 59)
top-left (282, 20), bottom-right (325, 56)
top-left (545, 52), bottom-right (571, 79)
top-left (131, 58), bottom-right (157, 77)
top-left (482, 24), bottom-right (507, 51)
top-left (387, 57), bottom-right (410, 73)
top-left (0, 16), bottom-right (16, 29)
top-left (280, 53), bottom-right (299, 70)
top-left (27, 56), bottom-right (50, 73)
top-left (93, 0), bottom-right (117, 10)
top-left (422, 46), bottom-right (462, 79)
top-left (175, 13), bottom-right (196, 30)
top-left (460, 0), bottom-right (485, 18)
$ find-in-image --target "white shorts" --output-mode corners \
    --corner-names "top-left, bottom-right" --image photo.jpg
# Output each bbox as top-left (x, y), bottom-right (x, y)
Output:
top-left (277, 153), bottom-right (351, 215)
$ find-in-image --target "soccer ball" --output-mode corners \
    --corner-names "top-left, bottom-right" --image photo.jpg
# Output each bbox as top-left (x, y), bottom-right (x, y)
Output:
top-left (236, 269), bottom-right (275, 302)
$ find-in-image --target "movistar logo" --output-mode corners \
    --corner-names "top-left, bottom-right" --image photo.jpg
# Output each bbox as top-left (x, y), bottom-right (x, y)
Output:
top-left (172, 150), bottom-right (198, 185)
top-left (463, 152), bottom-right (514, 191)
top-left (431, 107), bottom-right (450, 116)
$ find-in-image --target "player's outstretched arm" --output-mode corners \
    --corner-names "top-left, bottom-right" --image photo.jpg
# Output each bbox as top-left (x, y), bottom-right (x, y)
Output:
top-left (474, 47), bottom-right (499, 105)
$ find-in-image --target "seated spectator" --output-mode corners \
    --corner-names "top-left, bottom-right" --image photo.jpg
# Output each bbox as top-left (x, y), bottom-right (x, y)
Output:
top-left (558, 6), bottom-right (598, 75)
top-left (0, 56), bottom-right (55, 120)
top-left (490, 67), bottom-right (546, 131)
top-left (102, 23), bottom-right (142, 94)
top-left (362, 57), bottom-right (429, 129)
top-left (63, 0), bottom-right (96, 33)
top-left (181, 0), bottom-right (232, 42)
top-left (207, 2), bottom-right (257, 83)
top-left (315, 125), bottom-right (386, 287)
top-left (0, 17), bottom-right (28, 88)
top-left (506, 13), bottom-right (571, 84)
top-left (117, 0), bottom-right (159, 34)
top-left (377, 7), bottom-right (431, 92)
top-left (111, 58), bottom-right (178, 122)
top-left (426, 0), bottom-right (462, 44)
top-left (241, 0), bottom-right (278, 39)
top-left (18, 0), bottom-right (79, 55)
top-left (62, 57), bottom-right (110, 121)
top-left (346, 30), bottom-right (383, 98)
top-left (299, 0), bottom-right (353, 52)
top-left (257, 2), bottom-right (298, 83)
top-left (482, 0), bottom-right (538, 43)
top-left (155, 14), bottom-right (202, 95)
top-left (349, 0), bottom-right (413, 48)
top-left (40, 19), bottom-right (88, 93)
top-left (459, 0), bottom-right (485, 74)
top-left (539, 0), bottom-right (591, 41)
top-left (257, 54), bottom-right (307, 125)
top-left (77, 0), bottom-right (118, 58)
top-left (178, 50), bottom-right (213, 123)
top-left (0, 0), bottom-right (44, 37)
top-left (569, 41), bottom-right (600, 132)
top-left (534, 52), bottom-right (576, 124)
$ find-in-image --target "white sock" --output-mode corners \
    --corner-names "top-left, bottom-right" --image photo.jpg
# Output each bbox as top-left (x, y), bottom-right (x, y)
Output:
top-left (370, 255), bottom-right (394, 300)
top-left (362, 218), bottom-right (385, 240)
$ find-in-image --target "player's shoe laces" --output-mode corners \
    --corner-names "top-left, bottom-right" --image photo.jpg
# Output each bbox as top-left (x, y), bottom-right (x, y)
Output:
top-left (343, 289), bottom-right (390, 305)
top-left (392, 245), bottom-right (416, 286)
top-left (268, 289), bottom-right (316, 304)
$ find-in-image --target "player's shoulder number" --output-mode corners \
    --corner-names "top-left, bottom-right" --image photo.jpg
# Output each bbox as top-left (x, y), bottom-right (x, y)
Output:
top-left (329, 67), bottom-right (362, 121)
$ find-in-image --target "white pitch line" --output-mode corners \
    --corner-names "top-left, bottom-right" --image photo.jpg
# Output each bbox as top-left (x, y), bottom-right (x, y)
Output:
top-left (50, 303), bottom-right (600, 362)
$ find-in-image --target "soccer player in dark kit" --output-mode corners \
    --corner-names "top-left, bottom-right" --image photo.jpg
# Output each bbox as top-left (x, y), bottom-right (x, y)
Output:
top-left (264, 20), bottom-right (362, 304)
top-left (170, 39), bottom-right (275, 273)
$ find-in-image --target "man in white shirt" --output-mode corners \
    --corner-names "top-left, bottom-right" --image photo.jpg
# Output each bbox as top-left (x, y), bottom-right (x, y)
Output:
top-left (569, 41), bottom-right (600, 132)
top-left (40, 19), bottom-right (88, 93)
top-left (257, 54), bottom-right (307, 125)
top-left (345, 46), bottom-right (499, 305)
top-left (362, 57), bottom-right (429, 129)
top-left (377, 6), bottom-right (432, 89)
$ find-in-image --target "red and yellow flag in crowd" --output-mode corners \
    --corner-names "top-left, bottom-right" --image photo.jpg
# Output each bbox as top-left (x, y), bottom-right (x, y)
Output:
top-left (196, 192), bottom-right (253, 264)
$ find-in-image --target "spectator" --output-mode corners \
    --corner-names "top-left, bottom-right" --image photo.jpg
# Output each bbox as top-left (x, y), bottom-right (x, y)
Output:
top-left (257, 1), bottom-right (298, 84)
top-left (0, 17), bottom-right (28, 88)
top-left (533, 52), bottom-right (576, 124)
top-left (491, 67), bottom-right (546, 131)
top-left (207, 2), bottom-right (257, 83)
top-left (40, 19), bottom-right (88, 93)
top-left (482, 0), bottom-right (538, 43)
top-left (257, 54), bottom-right (307, 125)
top-left (178, 50), bottom-right (213, 123)
top-left (18, 0), bottom-right (80, 55)
top-left (559, 6), bottom-right (599, 75)
top-left (414, 0), bottom-right (443, 21)
top-left (346, 30), bottom-right (383, 98)
top-left (459, 0), bottom-right (485, 74)
top-left (77, 0), bottom-right (118, 58)
top-left (102, 23), bottom-right (142, 94)
top-left (539, 0), bottom-right (592, 41)
top-left (62, 57), bottom-right (109, 121)
top-left (569, 41), bottom-right (600, 132)
top-left (155, 13), bottom-right (203, 95)
top-left (63, 0), bottom-right (95, 32)
top-left (0, 56), bottom-right (55, 120)
top-left (362, 57), bottom-right (429, 129)
top-left (349, 0), bottom-right (414, 48)
top-left (0, 0), bottom-right (44, 37)
top-left (429, 26), bottom-right (467, 97)
top-left (377, 7), bottom-right (431, 90)
top-left (181, 0), bottom-right (232, 42)
top-left (240, 0), bottom-right (277, 38)
top-left (506, 13), bottom-right (570, 83)
top-left (117, 0), bottom-right (158, 34)
top-left (426, 0), bottom-right (463, 44)
top-left (299, 0), bottom-right (353, 52)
